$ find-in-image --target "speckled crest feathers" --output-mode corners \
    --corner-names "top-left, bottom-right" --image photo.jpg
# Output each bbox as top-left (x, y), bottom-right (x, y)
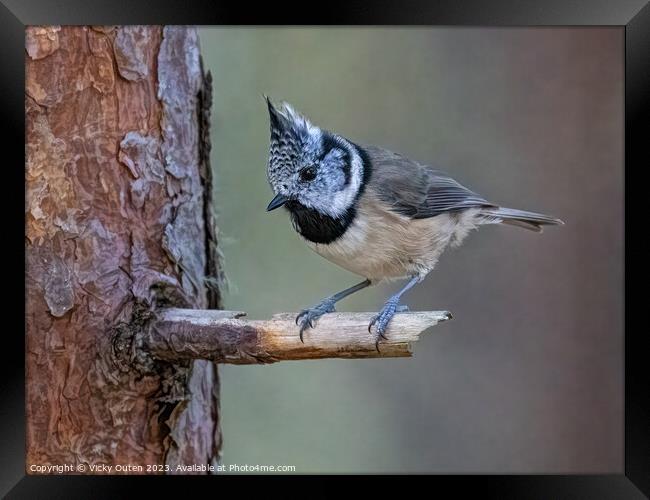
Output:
top-left (266, 97), bottom-right (321, 188)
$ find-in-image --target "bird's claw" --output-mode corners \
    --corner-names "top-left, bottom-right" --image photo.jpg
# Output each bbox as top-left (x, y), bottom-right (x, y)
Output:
top-left (296, 299), bottom-right (337, 342)
top-left (369, 302), bottom-right (409, 351)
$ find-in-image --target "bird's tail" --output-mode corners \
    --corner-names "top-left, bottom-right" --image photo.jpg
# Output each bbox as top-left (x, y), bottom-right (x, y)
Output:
top-left (480, 207), bottom-right (565, 233)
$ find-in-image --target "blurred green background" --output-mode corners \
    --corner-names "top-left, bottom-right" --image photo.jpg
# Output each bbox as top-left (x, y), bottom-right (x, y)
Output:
top-left (198, 27), bottom-right (623, 473)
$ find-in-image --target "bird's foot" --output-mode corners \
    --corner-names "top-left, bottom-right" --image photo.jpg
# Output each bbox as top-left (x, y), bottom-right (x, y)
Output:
top-left (295, 298), bottom-right (337, 342)
top-left (368, 299), bottom-right (409, 351)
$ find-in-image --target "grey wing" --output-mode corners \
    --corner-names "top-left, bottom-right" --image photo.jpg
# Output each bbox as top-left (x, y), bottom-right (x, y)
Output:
top-left (362, 145), bottom-right (494, 218)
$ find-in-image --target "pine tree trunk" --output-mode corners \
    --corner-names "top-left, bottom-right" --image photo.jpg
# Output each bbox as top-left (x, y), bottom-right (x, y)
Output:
top-left (25, 25), bottom-right (223, 474)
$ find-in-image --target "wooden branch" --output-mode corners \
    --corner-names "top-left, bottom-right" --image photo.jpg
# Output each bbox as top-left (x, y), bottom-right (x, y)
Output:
top-left (142, 308), bottom-right (453, 364)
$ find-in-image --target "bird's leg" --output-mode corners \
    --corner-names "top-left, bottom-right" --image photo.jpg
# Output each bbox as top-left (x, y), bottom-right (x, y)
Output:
top-left (296, 279), bottom-right (372, 342)
top-left (369, 275), bottom-right (422, 351)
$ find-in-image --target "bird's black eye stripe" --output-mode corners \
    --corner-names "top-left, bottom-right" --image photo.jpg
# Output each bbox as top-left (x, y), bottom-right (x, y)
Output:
top-left (320, 134), bottom-right (339, 160)
top-left (340, 151), bottom-right (351, 185)
top-left (300, 166), bottom-right (317, 182)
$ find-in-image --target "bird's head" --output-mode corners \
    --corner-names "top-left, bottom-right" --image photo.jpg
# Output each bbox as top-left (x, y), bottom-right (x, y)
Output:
top-left (265, 98), bottom-right (363, 218)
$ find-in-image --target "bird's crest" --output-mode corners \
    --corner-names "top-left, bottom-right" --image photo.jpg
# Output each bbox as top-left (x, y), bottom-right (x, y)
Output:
top-left (264, 96), bottom-right (319, 139)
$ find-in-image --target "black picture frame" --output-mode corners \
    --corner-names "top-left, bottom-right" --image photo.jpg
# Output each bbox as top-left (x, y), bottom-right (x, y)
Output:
top-left (3, 1), bottom-right (647, 497)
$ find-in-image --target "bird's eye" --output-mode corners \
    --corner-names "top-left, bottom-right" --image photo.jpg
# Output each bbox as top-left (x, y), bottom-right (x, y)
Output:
top-left (299, 166), bottom-right (317, 182)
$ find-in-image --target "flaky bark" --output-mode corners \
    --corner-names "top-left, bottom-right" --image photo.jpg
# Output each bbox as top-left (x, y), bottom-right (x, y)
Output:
top-left (26, 26), bottom-right (222, 474)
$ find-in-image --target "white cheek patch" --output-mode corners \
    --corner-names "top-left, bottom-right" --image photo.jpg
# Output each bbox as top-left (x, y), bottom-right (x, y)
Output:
top-left (321, 147), bottom-right (363, 219)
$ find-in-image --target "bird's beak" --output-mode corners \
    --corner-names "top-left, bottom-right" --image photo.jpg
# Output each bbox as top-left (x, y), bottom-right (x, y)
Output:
top-left (266, 193), bottom-right (289, 211)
